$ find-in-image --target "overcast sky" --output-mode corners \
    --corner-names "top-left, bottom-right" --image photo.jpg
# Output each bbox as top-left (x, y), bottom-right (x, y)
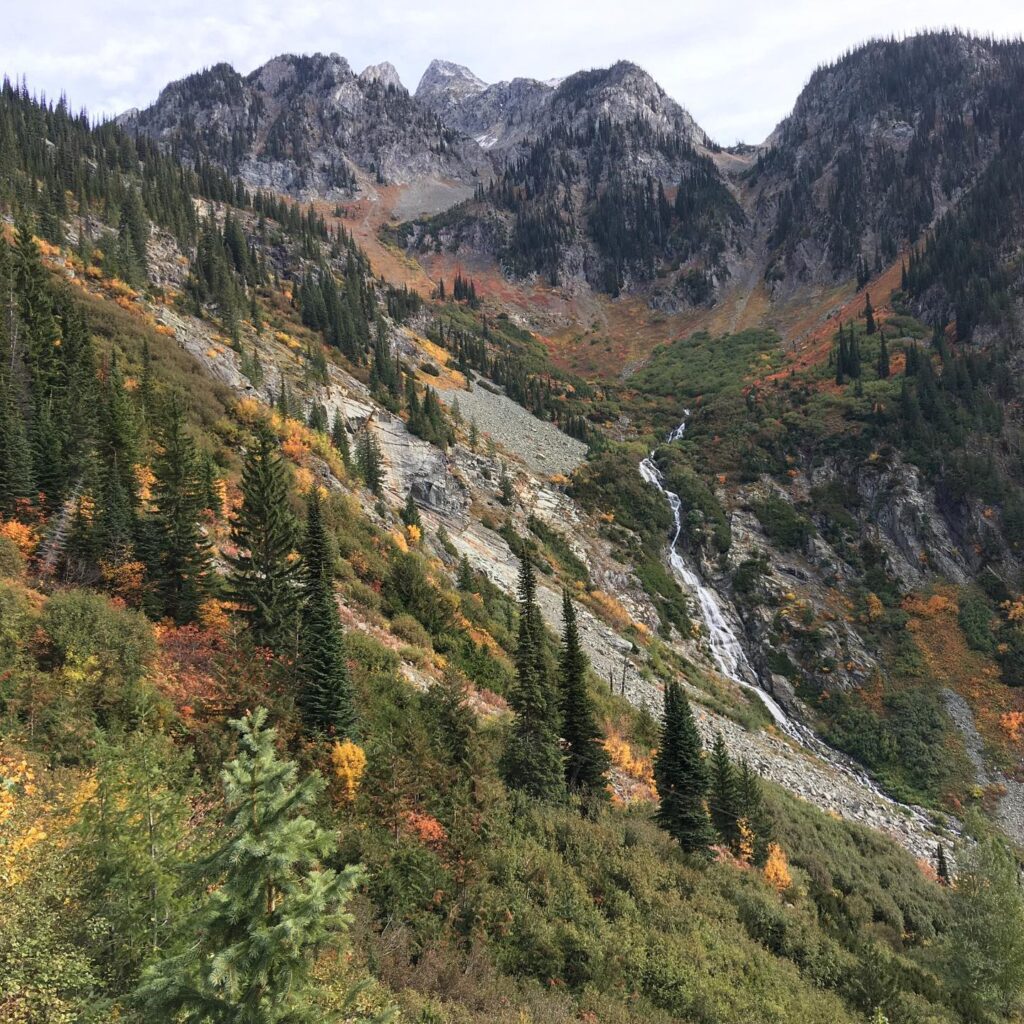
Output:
top-left (7, 0), bottom-right (1023, 144)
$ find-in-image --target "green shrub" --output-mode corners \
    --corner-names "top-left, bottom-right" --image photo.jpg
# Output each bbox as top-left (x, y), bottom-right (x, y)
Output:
top-left (751, 494), bottom-right (815, 551)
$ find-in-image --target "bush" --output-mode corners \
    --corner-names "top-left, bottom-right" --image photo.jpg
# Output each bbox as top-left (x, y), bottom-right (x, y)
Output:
top-left (751, 494), bottom-right (815, 551)
top-left (0, 536), bottom-right (26, 579)
top-left (43, 590), bottom-right (155, 683)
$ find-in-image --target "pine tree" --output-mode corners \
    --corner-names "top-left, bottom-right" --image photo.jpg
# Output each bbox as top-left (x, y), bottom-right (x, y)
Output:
top-left (877, 328), bottom-right (891, 379)
top-left (146, 402), bottom-right (211, 624)
top-left (330, 410), bottom-right (350, 468)
top-left (296, 489), bottom-right (356, 737)
top-left (227, 426), bottom-right (301, 653)
top-left (456, 554), bottom-right (475, 592)
top-left (134, 709), bottom-right (365, 1023)
top-left (355, 428), bottom-right (384, 496)
top-left (401, 490), bottom-right (422, 531)
top-left (936, 843), bottom-right (951, 886)
top-left (501, 548), bottom-right (564, 801)
top-left (709, 732), bottom-right (741, 852)
top-left (737, 758), bottom-right (772, 865)
top-left (865, 292), bottom-right (876, 335)
top-left (559, 589), bottom-right (610, 805)
top-left (654, 681), bottom-right (714, 856)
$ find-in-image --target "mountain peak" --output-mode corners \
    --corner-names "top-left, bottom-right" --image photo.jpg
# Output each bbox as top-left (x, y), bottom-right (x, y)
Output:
top-left (416, 59), bottom-right (487, 97)
top-left (359, 61), bottom-right (404, 91)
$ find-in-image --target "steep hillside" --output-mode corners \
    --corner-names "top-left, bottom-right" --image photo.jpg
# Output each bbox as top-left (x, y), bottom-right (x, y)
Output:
top-left (6, 38), bottom-right (1024, 1024)
top-left (119, 53), bottom-right (490, 193)
top-left (752, 32), bottom-right (1024, 293)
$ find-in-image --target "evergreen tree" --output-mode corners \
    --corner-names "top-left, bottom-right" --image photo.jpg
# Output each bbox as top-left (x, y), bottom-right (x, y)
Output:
top-left (936, 843), bottom-right (951, 886)
top-left (945, 834), bottom-right (1024, 1022)
top-left (501, 548), bottom-right (564, 801)
top-left (146, 402), bottom-right (211, 624)
top-left (401, 490), bottom-right (422, 531)
top-left (709, 732), bottom-right (742, 852)
top-left (877, 329), bottom-right (891, 379)
top-left (865, 292), bottom-right (876, 335)
top-left (456, 554), bottom-right (474, 592)
top-left (227, 426), bottom-right (301, 653)
top-left (559, 589), bottom-right (610, 805)
top-left (134, 709), bottom-right (365, 1023)
top-left (355, 428), bottom-right (384, 496)
top-left (296, 489), bottom-right (356, 737)
top-left (330, 410), bottom-right (350, 468)
top-left (737, 758), bottom-right (772, 866)
top-left (654, 681), bottom-right (714, 856)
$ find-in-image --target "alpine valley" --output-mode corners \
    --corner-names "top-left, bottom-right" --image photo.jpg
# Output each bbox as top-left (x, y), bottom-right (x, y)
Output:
top-left (3, 27), bottom-right (1024, 1024)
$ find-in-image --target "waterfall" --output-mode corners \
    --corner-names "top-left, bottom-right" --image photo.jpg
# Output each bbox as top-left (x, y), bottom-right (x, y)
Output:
top-left (639, 415), bottom-right (943, 830)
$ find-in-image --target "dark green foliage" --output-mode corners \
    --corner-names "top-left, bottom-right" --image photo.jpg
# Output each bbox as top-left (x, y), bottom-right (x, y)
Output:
top-left (144, 402), bottom-right (212, 624)
top-left (708, 732), bottom-right (742, 852)
top-left (501, 550), bottom-right (564, 801)
top-left (751, 494), bottom-right (815, 551)
top-left (559, 590), bottom-right (610, 804)
top-left (330, 410), bottom-right (350, 467)
top-left (134, 708), bottom-right (365, 1023)
top-left (297, 489), bottom-right (356, 738)
top-left (227, 427), bottom-right (301, 653)
top-left (355, 428), bottom-right (384, 496)
top-left (654, 681), bottom-right (714, 855)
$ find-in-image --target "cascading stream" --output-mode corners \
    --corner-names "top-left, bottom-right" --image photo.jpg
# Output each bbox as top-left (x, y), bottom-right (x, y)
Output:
top-left (640, 415), bottom-right (942, 831)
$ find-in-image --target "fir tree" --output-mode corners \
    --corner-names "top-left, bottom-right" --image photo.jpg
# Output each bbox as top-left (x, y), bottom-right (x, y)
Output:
top-left (936, 843), bottom-right (951, 886)
top-left (456, 554), bottom-right (474, 592)
top-left (401, 490), bottom-right (422, 531)
top-left (865, 292), bottom-right (876, 335)
top-left (134, 709), bottom-right (365, 1023)
top-left (737, 758), bottom-right (772, 866)
top-left (559, 589), bottom-right (610, 805)
top-left (355, 428), bottom-right (384, 496)
top-left (227, 426), bottom-right (301, 653)
top-left (709, 732), bottom-right (741, 852)
top-left (501, 548), bottom-right (564, 801)
top-left (296, 489), bottom-right (356, 737)
top-left (146, 402), bottom-right (211, 624)
top-left (877, 328), bottom-right (891, 379)
top-left (330, 410), bottom-right (350, 468)
top-left (654, 681), bottom-right (714, 856)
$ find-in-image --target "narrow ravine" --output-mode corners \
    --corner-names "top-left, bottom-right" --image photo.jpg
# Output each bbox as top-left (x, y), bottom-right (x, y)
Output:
top-left (640, 416), bottom-right (949, 837)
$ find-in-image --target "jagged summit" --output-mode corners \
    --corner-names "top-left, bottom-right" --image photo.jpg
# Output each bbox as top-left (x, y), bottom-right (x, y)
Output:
top-left (358, 61), bottom-right (404, 91)
top-left (415, 58), bottom-right (487, 98)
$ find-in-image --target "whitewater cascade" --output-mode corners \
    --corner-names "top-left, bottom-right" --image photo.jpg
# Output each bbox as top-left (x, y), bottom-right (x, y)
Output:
top-left (640, 415), bottom-right (941, 828)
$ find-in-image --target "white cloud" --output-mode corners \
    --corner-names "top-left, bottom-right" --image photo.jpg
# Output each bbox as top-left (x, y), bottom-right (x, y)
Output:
top-left (9, 0), bottom-right (1024, 143)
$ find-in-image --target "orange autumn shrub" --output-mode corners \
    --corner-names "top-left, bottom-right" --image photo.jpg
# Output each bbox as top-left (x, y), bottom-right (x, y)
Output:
top-left (403, 810), bottom-right (448, 848)
top-left (1000, 711), bottom-right (1024, 743)
top-left (0, 520), bottom-right (39, 556)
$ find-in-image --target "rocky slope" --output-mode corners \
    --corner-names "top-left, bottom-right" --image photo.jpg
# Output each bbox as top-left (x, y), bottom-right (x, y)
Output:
top-left (119, 53), bottom-right (490, 194)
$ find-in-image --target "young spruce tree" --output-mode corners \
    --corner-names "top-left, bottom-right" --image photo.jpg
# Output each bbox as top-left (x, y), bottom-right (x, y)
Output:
top-left (227, 426), bottom-right (301, 653)
top-left (297, 488), bottom-right (356, 738)
top-left (501, 548), bottom-right (564, 801)
top-left (654, 680), bottom-right (714, 856)
top-left (146, 401), bottom-right (211, 624)
top-left (134, 708), bottom-right (365, 1023)
top-left (709, 732), bottom-right (742, 852)
top-left (559, 589), bottom-right (609, 805)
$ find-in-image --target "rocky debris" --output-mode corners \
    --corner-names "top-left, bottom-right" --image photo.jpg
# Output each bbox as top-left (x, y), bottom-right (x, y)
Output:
top-left (142, 281), bottom-right (957, 863)
top-left (432, 378), bottom-right (587, 477)
top-left (942, 689), bottom-right (1024, 845)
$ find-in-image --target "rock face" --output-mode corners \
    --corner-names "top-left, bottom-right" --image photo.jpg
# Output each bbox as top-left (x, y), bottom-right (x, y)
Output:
top-left (753, 32), bottom-right (1024, 292)
top-left (120, 53), bottom-right (490, 194)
